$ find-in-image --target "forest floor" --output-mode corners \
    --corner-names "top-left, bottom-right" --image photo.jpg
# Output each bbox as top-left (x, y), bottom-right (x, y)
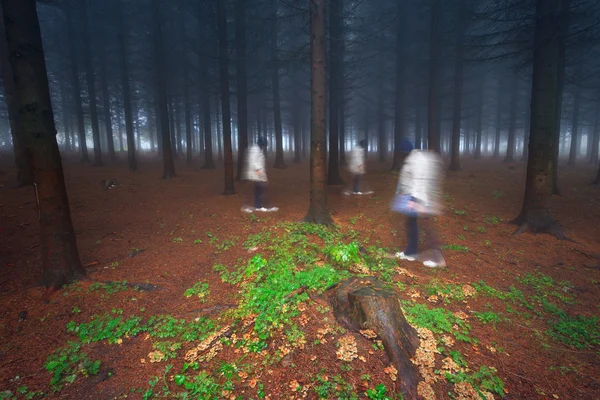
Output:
top-left (1, 151), bottom-right (599, 400)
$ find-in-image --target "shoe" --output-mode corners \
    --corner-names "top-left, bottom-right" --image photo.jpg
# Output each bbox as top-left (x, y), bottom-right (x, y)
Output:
top-left (241, 207), bottom-right (254, 213)
top-left (395, 252), bottom-right (416, 261)
top-left (353, 191), bottom-right (363, 195)
top-left (423, 260), bottom-right (445, 268)
top-left (255, 207), bottom-right (268, 212)
top-left (266, 207), bottom-right (279, 212)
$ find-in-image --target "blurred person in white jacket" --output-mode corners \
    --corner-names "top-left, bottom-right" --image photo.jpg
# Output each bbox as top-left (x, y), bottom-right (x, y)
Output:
top-left (242, 137), bottom-right (278, 212)
top-left (394, 141), bottom-right (445, 267)
top-left (344, 140), bottom-right (373, 195)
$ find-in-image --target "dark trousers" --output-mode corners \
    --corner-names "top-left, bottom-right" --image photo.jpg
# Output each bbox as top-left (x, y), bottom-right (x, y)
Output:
top-left (404, 215), bottom-right (440, 256)
top-left (353, 174), bottom-right (361, 192)
top-left (254, 182), bottom-right (269, 208)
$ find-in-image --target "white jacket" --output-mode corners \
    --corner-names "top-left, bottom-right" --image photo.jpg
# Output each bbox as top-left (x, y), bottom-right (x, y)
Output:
top-left (397, 150), bottom-right (444, 215)
top-left (348, 147), bottom-right (365, 175)
top-left (243, 144), bottom-right (267, 182)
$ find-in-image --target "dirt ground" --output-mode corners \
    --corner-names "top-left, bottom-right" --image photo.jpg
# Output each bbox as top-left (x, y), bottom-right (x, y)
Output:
top-left (1, 151), bottom-right (599, 400)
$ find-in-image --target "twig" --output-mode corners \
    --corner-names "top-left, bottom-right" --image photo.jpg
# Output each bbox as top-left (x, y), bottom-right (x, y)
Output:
top-left (0, 358), bottom-right (22, 370)
top-left (84, 261), bottom-right (99, 268)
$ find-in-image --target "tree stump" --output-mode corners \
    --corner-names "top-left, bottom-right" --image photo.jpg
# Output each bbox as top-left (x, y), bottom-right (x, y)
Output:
top-left (328, 276), bottom-right (420, 399)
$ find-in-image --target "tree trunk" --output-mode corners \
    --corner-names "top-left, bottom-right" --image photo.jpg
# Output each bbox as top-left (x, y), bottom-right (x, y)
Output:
top-left (216, 97), bottom-right (223, 162)
top-left (217, 0), bottom-right (235, 195)
top-left (567, 83), bottom-right (581, 166)
top-left (414, 105), bottom-right (422, 150)
top-left (329, 277), bottom-right (420, 400)
top-left (391, 4), bottom-right (406, 171)
top-left (59, 78), bottom-right (72, 153)
top-left (234, 0), bottom-right (248, 178)
top-left (449, 3), bottom-right (466, 171)
top-left (98, 39), bottom-right (116, 161)
top-left (475, 73), bottom-right (485, 159)
top-left (152, 0), bottom-right (175, 179)
top-left (293, 94), bottom-right (301, 163)
top-left (2, 0), bottom-right (85, 288)
top-left (504, 72), bottom-right (518, 162)
top-left (590, 103), bottom-right (599, 165)
top-left (175, 100), bottom-right (183, 156)
top-left (0, 3), bottom-right (32, 186)
top-left (117, 0), bottom-right (137, 172)
top-left (81, 0), bottom-right (102, 166)
top-left (305, 0), bottom-right (332, 224)
top-left (326, 0), bottom-right (343, 184)
top-left (377, 52), bottom-right (386, 162)
top-left (594, 162), bottom-right (600, 184)
top-left (66, 6), bottom-right (89, 163)
top-left (269, 0), bottom-right (285, 169)
top-left (427, 0), bottom-right (442, 153)
top-left (512, 0), bottom-right (564, 239)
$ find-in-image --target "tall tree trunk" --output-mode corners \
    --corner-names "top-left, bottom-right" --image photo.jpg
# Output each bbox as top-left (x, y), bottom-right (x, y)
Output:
top-left (235, 0), bottom-right (248, 178)
top-left (391, 3), bottom-right (406, 171)
top-left (305, 0), bottom-right (331, 224)
top-left (493, 79), bottom-right (503, 158)
top-left (116, 108), bottom-right (124, 152)
top-left (415, 105), bottom-right (422, 150)
top-left (66, 6), bottom-right (89, 163)
top-left (293, 94), bottom-right (301, 163)
top-left (377, 50), bottom-right (386, 162)
top-left (339, 91), bottom-right (346, 166)
top-left (175, 100), bottom-right (183, 156)
top-left (504, 72), bottom-right (518, 162)
top-left (149, 106), bottom-right (156, 152)
top-left (98, 40), bottom-right (115, 161)
top-left (152, 0), bottom-right (175, 179)
top-left (551, 0), bottom-right (570, 194)
top-left (117, 0), bottom-right (137, 172)
top-left (594, 162), bottom-right (600, 184)
top-left (135, 112), bottom-right (141, 151)
top-left (0, 4), bottom-right (32, 186)
top-left (567, 84), bottom-right (581, 166)
top-left (2, 0), bottom-right (85, 288)
top-left (590, 102), bottom-right (599, 165)
top-left (475, 73), bottom-right (485, 159)
top-left (512, 0), bottom-right (563, 239)
top-left (327, 0), bottom-right (343, 184)
top-left (449, 3), bottom-right (466, 171)
top-left (427, 0), bottom-right (442, 153)
top-left (81, 0), bottom-right (102, 167)
top-left (217, 0), bottom-right (235, 195)
top-left (200, 76), bottom-right (214, 168)
top-left (60, 78), bottom-right (72, 153)
top-left (216, 97), bottom-right (223, 162)
top-left (270, 0), bottom-right (285, 169)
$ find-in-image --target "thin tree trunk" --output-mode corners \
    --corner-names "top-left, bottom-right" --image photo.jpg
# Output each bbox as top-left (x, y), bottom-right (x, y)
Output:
top-left (270, 0), bottom-right (285, 169)
top-left (200, 72), bottom-right (214, 168)
top-left (305, 0), bottom-right (332, 224)
top-left (327, 0), bottom-right (343, 184)
top-left (216, 97), bottom-right (222, 162)
top-left (217, 0), bottom-right (235, 194)
top-left (60, 78), bottom-right (72, 153)
top-left (512, 0), bottom-right (563, 238)
top-left (449, 3), bottom-right (466, 171)
top-left (590, 103), bottom-right (599, 164)
top-left (117, 0), bottom-right (137, 172)
top-left (427, 0), bottom-right (442, 153)
top-left (391, 3), bottom-right (406, 171)
top-left (81, 0), bottom-right (102, 166)
top-left (235, 0), bottom-right (248, 178)
top-left (504, 72), bottom-right (518, 162)
top-left (415, 105), bottom-right (422, 150)
top-left (153, 0), bottom-right (175, 179)
top-left (175, 100), bottom-right (183, 156)
top-left (66, 6), bottom-right (89, 163)
top-left (475, 73), bottom-right (485, 159)
top-left (293, 95), bottom-right (301, 163)
top-left (0, 4), bottom-right (32, 186)
top-left (493, 79), bottom-right (503, 158)
top-left (377, 50), bottom-right (386, 162)
top-left (2, 0), bottom-right (85, 288)
top-left (567, 83), bottom-right (581, 166)
top-left (98, 40), bottom-right (115, 161)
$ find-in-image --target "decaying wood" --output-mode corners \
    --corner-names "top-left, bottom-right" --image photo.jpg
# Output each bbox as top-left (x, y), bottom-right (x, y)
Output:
top-left (328, 276), bottom-right (421, 399)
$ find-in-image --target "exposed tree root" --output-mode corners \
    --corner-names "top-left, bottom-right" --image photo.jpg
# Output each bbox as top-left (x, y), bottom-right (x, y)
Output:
top-left (510, 214), bottom-right (568, 240)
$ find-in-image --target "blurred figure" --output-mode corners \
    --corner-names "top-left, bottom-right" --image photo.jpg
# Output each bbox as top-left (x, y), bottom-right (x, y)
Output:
top-left (393, 143), bottom-right (445, 267)
top-left (344, 139), bottom-right (373, 195)
top-left (241, 137), bottom-right (278, 213)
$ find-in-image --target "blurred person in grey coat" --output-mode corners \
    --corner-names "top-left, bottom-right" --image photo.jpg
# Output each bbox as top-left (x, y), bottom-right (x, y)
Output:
top-left (344, 140), bottom-right (373, 195)
top-left (241, 137), bottom-right (278, 213)
top-left (393, 141), bottom-right (445, 267)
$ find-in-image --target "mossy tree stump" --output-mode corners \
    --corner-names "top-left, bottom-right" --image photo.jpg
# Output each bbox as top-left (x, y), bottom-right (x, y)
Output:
top-left (328, 276), bottom-right (421, 399)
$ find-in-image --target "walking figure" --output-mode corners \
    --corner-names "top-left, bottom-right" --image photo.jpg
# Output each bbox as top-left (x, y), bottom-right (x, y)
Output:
top-left (344, 140), bottom-right (373, 195)
top-left (241, 137), bottom-right (278, 213)
top-left (392, 142), bottom-right (446, 267)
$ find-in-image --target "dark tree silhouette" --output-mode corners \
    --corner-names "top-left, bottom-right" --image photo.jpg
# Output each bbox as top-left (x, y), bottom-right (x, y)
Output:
top-left (449, 0), bottom-right (467, 171)
top-left (217, 0), bottom-right (234, 194)
top-left (117, 0), bottom-right (137, 172)
top-left (2, 0), bottom-right (85, 288)
top-left (427, 0), bottom-right (442, 153)
top-left (512, 0), bottom-right (564, 239)
top-left (391, 2), bottom-right (407, 171)
top-left (304, 0), bottom-right (331, 225)
top-left (326, 0), bottom-right (343, 184)
top-left (0, 4), bottom-right (32, 186)
top-left (235, 0), bottom-right (248, 179)
top-left (271, 0), bottom-right (285, 169)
